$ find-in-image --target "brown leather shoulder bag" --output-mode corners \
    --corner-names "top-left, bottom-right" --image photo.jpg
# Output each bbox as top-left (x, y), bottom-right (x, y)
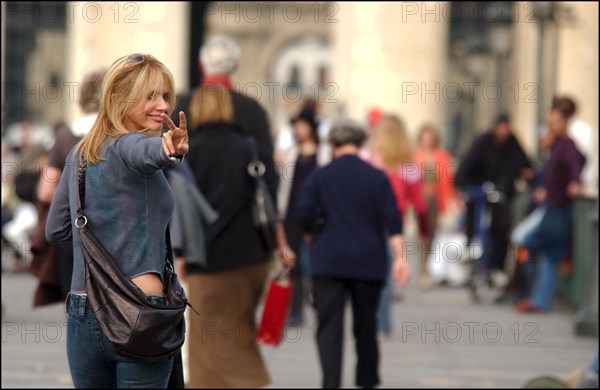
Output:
top-left (75, 158), bottom-right (194, 362)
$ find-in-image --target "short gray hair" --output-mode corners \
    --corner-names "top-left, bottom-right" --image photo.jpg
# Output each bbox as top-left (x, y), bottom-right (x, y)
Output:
top-left (328, 118), bottom-right (367, 148)
top-left (199, 35), bottom-right (241, 76)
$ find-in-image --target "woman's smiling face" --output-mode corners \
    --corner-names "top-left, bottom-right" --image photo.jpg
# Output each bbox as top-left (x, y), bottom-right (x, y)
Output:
top-left (123, 79), bottom-right (171, 132)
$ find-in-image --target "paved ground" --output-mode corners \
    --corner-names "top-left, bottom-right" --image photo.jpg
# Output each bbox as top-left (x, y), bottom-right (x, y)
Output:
top-left (2, 248), bottom-right (597, 388)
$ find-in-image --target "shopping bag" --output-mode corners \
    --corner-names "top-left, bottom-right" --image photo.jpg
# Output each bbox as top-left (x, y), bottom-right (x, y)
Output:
top-left (256, 270), bottom-right (292, 346)
top-left (427, 230), bottom-right (471, 287)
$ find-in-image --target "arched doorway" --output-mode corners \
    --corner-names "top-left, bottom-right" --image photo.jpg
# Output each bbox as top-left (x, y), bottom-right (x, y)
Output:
top-left (270, 34), bottom-right (331, 150)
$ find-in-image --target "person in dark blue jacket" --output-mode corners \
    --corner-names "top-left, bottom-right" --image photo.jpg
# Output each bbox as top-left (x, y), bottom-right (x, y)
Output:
top-left (298, 119), bottom-right (411, 389)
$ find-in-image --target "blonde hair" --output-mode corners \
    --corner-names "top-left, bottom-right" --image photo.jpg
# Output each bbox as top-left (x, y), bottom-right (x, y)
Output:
top-left (371, 114), bottom-right (413, 169)
top-left (190, 84), bottom-right (234, 129)
top-left (75, 54), bottom-right (175, 163)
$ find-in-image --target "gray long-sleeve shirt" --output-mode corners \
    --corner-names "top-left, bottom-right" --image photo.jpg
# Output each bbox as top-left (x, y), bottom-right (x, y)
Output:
top-left (45, 132), bottom-right (175, 293)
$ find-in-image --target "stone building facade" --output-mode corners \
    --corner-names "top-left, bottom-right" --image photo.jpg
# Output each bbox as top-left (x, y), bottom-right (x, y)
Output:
top-left (3, 2), bottom-right (597, 192)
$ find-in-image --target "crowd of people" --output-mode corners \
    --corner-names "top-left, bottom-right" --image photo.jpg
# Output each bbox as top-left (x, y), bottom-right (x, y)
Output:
top-left (0, 33), bottom-right (593, 389)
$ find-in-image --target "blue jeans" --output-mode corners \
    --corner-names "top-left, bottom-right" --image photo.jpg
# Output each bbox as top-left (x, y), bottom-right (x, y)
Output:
top-left (591, 345), bottom-right (599, 373)
top-left (524, 205), bottom-right (572, 310)
top-left (530, 246), bottom-right (566, 310)
top-left (300, 241), bottom-right (311, 279)
top-left (376, 238), bottom-right (393, 335)
top-left (66, 293), bottom-right (174, 388)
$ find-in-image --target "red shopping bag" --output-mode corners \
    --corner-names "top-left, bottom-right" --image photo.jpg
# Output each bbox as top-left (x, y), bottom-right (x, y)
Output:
top-left (256, 270), bottom-right (292, 346)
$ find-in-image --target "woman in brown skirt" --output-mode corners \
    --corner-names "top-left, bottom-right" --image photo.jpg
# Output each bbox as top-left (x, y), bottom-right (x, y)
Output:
top-left (183, 83), bottom-right (294, 388)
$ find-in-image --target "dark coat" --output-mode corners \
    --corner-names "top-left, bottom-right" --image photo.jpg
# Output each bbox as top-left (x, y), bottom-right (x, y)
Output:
top-left (173, 89), bottom-right (277, 204)
top-left (29, 202), bottom-right (62, 307)
top-left (455, 132), bottom-right (533, 200)
top-left (29, 125), bottom-right (82, 307)
top-left (297, 155), bottom-right (403, 282)
top-left (186, 123), bottom-right (274, 272)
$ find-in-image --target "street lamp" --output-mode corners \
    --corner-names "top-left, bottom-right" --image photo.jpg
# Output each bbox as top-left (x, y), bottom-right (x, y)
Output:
top-left (487, 23), bottom-right (512, 114)
top-left (532, 1), bottom-right (559, 162)
top-left (535, 2), bottom-right (556, 22)
top-left (487, 24), bottom-right (512, 57)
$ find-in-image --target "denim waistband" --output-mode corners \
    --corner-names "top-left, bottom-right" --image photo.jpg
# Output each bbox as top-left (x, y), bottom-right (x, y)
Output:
top-left (66, 292), bottom-right (87, 316)
top-left (65, 291), bottom-right (166, 313)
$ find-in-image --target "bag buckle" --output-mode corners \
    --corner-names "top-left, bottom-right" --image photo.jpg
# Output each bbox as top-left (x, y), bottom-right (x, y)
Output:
top-left (75, 216), bottom-right (88, 228)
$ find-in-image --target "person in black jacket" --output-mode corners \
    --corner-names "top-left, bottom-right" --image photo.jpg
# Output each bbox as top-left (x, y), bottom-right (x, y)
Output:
top-left (170, 34), bottom-right (294, 388)
top-left (183, 84), bottom-right (294, 388)
top-left (455, 114), bottom-right (534, 279)
top-left (171, 34), bottom-right (277, 204)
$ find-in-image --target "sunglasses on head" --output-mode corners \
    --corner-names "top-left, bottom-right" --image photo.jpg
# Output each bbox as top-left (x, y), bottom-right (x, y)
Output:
top-left (125, 53), bottom-right (157, 64)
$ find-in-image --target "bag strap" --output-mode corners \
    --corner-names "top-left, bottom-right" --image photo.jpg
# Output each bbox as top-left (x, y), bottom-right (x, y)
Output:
top-left (164, 224), bottom-right (175, 273)
top-left (246, 136), bottom-right (266, 179)
top-left (276, 267), bottom-right (290, 281)
top-left (76, 158), bottom-right (175, 271)
top-left (76, 159), bottom-right (87, 225)
top-left (247, 136), bottom-right (258, 161)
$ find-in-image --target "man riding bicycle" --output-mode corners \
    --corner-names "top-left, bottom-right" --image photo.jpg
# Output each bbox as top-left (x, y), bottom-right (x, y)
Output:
top-left (455, 114), bottom-right (535, 296)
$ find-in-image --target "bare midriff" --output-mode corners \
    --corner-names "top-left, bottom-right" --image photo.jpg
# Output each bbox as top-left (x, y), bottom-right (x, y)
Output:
top-left (131, 273), bottom-right (165, 297)
top-left (73, 273), bottom-right (165, 297)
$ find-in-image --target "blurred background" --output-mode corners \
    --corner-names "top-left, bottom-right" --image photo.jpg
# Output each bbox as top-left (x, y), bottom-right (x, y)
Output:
top-left (2, 1), bottom-right (598, 180)
top-left (1, 2), bottom-right (598, 388)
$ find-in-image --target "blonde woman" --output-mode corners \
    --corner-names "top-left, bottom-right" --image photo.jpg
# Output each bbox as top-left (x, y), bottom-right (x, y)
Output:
top-left (46, 53), bottom-right (188, 388)
top-left (183, 84), bottom-right (293, 388)
top-left (366, 114), bottom-right (429, 336)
